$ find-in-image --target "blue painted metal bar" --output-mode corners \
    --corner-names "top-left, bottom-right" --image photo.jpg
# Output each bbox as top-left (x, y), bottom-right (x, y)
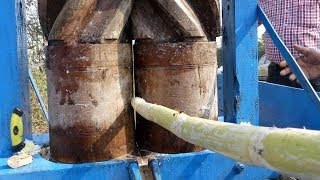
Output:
top-left (0, 133), bottom-right (138, 179)
top-left (257, 5), bottom-right (320, 112)
top-left (129, 163), bottom-right (142, 180)
top-left (151, 160), bottom-right (162, 180)
top-left (0, 0), bottom-right (23, 157)
top-left (222, 0), bottom-right (259, 125)
top-left (259, 82), bottom-right (320, 130)
top-left (29, 69), bottom-right (49, 121)
top-left (0, 155), bottom-right (138, 180)
top-left (16, 0), bottom-right (32, 140)
top-left (150, 151), bottom-right (279, 180)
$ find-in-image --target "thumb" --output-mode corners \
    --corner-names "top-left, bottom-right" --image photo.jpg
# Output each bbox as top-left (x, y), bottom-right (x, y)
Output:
top-left (294, 44), bottom-right (310, 56)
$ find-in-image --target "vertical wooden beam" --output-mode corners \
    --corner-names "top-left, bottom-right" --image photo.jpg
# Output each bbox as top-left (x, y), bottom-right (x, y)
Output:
top-left (0, 0), bottom-right (31, 157)
top-left (222, 0), bottom-right (258, 125)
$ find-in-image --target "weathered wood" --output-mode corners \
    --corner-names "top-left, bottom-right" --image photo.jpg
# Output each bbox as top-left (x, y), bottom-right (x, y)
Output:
top-left (155, 0), bottom-right (206, 39)
top-left (131, 0), bottom-right (184, 43)
top-left (135, 42), bottom-right (217, 153)
top-left (47, 42), bottom-right (134, 163)
top-left (38, 0), bottom-right (67, 39)
top-left (131, 0), bottom-right (220, 153)
top-left (187, 0), bottom-right (221, 41)
top-left (79, 0), bottom-right (133, 43)
top-left (48, 0), bottom-right (97, 42)
top-left (44, 0), bottom-right (133, 43)
top-left (131, 0), bottom-right (221, 42)
top-left (132, 97), bottom-right (320, 180)
top-left (43, 0), bottom-right (220, 43)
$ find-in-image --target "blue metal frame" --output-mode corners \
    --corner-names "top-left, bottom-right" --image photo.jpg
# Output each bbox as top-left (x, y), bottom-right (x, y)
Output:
top-left (222, 0), bottom-right (259, 125)
top-left (0, 156), bottom-right (139, 180)
top-left (259, 82), bottom-right (320, 130)
top-left (1, 0), bottom-right (317, 179)
top-left (129, 163), bottom-right (143, 180)
top-left (150, 151), bottom-right (278, 180)
top-left (0, 134), bottom-right (140, 180)
top-left (0, 0), bottom-right (31, 157)
top-left (0, 134), bottom-right (278, 180)
top-left (257, 5), bottom-right (320, 112)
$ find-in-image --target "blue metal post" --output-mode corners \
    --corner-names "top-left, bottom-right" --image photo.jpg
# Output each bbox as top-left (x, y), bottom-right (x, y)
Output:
top-left (0, 0), bottom-right (30, 157)
top-left (128, 163), bottom-right (143, 180)
top-left (151, 160), bottom-right (162, 180)
top-left (222, 0), bottom-right (259, 125)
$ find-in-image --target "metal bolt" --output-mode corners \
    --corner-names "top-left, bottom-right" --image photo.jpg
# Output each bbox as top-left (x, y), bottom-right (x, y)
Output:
top-left (234, 162), bottom-right (245, 174)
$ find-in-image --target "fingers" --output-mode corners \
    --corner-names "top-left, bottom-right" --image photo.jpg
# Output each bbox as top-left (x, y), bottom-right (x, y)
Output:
top-left (280, 67), bottom-right (297, 81)
top-left (279, 60), bottom-right (288, 68)
top-left (289, 73), bottom-right (297, 81)
top-left (280, 67), bottom-right (292, 76)
top-left (294, 44), bottom-right (310, 56)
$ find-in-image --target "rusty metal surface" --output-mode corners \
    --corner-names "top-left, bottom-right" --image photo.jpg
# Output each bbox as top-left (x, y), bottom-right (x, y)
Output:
top-left (134, 42), bottom-right (218, 153)
top-left (46, 42), bottom-right (134, 163)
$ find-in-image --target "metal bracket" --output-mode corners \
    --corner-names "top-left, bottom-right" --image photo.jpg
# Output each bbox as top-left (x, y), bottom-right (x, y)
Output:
top-left (257, 5), bottom-right (320, 112)
top-left (151, 160), bottom-right (162, 180)
top-left (128, 163), bottom-right (142, 180)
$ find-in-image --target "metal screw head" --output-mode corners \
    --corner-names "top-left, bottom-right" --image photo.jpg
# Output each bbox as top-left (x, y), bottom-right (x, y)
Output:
top-left (234, 162), bottom-right (245, 173)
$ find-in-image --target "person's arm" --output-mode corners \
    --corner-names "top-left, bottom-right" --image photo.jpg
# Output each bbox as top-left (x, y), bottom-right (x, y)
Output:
top-left (280, 45), bottom-right (320, 81)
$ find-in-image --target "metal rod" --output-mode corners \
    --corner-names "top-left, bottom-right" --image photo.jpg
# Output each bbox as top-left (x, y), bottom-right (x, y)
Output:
top-left (128, 163), bottom-right (142, 180)
top-left (257, 5), bottom-right (320, 112)
top-left (28, 68), bottom-right (49, 121)
top-left (151, 160), bottom-right (162, 180)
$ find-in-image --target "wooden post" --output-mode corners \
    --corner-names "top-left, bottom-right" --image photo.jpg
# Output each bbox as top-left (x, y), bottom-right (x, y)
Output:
top-left (42, 0), bottom-right (135, 163)
top-left (132, 0), bottom-right (220, 153)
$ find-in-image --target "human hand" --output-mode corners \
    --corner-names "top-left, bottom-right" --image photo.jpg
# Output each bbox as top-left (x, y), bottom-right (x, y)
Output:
top-left (280, 45), bottom-right (320, 81)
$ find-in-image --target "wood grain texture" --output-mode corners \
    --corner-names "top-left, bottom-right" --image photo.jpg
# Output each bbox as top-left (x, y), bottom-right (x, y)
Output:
top-left (134, 42), bottom-right (218, 153)
top-left (40, 0), bottom-right (220, 43)
top-left (155, 0), bottom-right (206, 38)
top-left (187, 0), bottom-right (221, 41)
top-left (47, 42), bottom-right (134, 163)
top-left (79, 0), bottom-right (133, 43)
top-left (130, 0), bottom-right (184, 43)
top-left (38, 0), bottom-right (67, 39)
top-left (48, 0), bottom-right (97, 42)
top-left (42, 0), bottom-right (133, 43)
top-left (131, 0), bottom-right (221, 43)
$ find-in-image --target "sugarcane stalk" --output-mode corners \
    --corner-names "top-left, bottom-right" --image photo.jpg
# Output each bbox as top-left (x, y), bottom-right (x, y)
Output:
top-left (132, 97), bottom-right (320, 179)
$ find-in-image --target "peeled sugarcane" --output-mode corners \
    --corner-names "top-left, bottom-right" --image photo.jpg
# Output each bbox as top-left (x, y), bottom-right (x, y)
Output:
top-left (132, 97), bottom-right (320, 179)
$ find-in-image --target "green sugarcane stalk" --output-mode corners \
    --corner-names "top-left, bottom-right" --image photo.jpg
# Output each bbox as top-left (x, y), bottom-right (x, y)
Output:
top-left (132, 97), bottom-right (320, 179)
